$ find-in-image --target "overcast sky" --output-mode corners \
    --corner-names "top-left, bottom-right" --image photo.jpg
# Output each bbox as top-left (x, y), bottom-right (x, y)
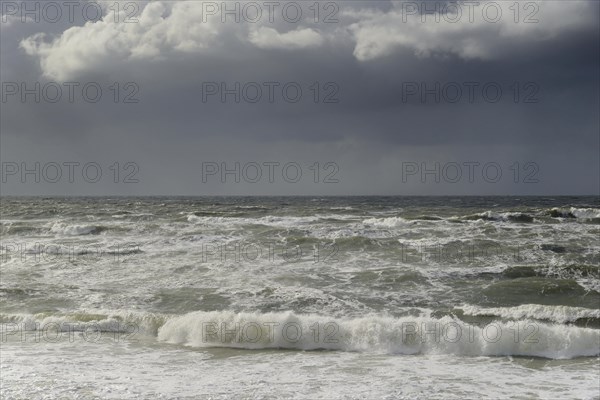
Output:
top-left (1, 0), bottom-right (598, 195)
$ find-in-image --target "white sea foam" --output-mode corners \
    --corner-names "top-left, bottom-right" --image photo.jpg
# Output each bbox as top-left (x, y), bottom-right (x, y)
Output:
top-left (50, 222), bottom-right (102, 236)
top-left (156, 310), bottom-right (600, 359)
top-left (6, 309), bottom-right (597, 359)
top-left (549, 207), bottom-right (600, 219)
top-left (362, 216), bottom-right (412, 228)
top-left (186, 214), bottom-right (320, 227)
top-left (570, 207), bottom-right (600, 219)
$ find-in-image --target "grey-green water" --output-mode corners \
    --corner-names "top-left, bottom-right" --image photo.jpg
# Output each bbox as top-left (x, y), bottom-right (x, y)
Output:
top-left (1, 196), bottom-right (599, 399)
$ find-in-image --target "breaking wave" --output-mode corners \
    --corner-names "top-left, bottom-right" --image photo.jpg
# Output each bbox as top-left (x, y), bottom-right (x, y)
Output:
top-left (3, 309), bottom-right (599, 359)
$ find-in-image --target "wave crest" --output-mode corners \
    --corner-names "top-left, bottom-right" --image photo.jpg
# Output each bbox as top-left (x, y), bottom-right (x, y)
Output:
top-left (157, 310), bottom-right (599, 359)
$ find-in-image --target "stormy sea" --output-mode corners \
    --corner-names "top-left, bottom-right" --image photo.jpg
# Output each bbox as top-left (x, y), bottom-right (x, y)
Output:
top-left (1, 196), bottom-right (599, 399)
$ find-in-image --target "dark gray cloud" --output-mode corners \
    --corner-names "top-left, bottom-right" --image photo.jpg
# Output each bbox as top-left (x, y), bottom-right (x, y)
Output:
top-left (1, 0), bottom-right (598, 195)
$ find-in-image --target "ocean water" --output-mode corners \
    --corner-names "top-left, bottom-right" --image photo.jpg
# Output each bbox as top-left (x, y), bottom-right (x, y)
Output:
top-left (1, 196), bottom-right (599, 399)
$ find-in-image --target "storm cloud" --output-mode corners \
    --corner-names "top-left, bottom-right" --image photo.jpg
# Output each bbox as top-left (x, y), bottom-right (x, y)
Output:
top-left (1, 0), bottom-right (598, 195)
